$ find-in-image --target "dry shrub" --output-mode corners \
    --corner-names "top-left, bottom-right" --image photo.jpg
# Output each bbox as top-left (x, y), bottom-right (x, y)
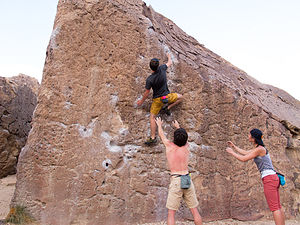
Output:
top-left (5, 206), bottom-right (34, 224)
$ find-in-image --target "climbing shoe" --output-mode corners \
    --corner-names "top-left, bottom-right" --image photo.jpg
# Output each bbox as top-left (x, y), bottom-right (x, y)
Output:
top-left (162, 105), bottom-right (171, 116)
top-left (145, 137), bottom-right (157, 145)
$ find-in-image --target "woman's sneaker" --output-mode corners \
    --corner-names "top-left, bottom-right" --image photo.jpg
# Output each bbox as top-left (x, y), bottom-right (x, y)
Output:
top-left (145, 137), bottom-right (157, 145)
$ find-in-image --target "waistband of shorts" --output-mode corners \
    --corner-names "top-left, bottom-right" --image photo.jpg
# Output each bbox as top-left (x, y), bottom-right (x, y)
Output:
top-left (153, 94), bottom-right (170, 100)
top-left (261, 169), bottom-right (276, 179)
top-left (170, 173), bottom-right (189, 178)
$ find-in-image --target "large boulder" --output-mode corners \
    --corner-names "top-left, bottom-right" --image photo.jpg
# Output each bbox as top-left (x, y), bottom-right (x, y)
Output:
top-left (12, 0), bottom-right (300, 224)
top-left (0, 74), bottom-right (39, 178)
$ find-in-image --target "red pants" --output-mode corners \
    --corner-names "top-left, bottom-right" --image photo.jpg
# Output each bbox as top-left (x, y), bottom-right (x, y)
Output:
top-left (262, 174), bottom-right (281, 211)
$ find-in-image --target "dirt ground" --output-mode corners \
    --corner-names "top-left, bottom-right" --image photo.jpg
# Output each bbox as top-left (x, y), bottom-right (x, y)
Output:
top-left (0, 175), bottom-right (15, 220)
top-left (1, 175), bottom-right (299, 224)
top-left (140, 220), bottom-right (300, 225)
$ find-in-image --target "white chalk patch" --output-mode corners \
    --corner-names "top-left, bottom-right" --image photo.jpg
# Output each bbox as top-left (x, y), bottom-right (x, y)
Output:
top-left (102, 159), bottom-right (112, 170)
top-left (163, 45), bottom-right (170, 54)
top-left (86, 0), bottom-right (100, 3)
top-left (101, 131), bottom-right (122, 153)
top-left (167, 80), bottom-right (175, 87)
top-left (77, 118), bottom-right (97, 138)
top-left (119, 128), bottom-right (129, 136)
top-left (135, 76), bottom-right (142, 84)
top-left (109, 145), bottom-right (122, 153)
top-left (101, 131), bottom-right (110, 140)
top-left (64, 101), bottom-right (73, 109)
top-left (123, 156), bottom-right (128, 164)
top-left (57, 122), bottom-right (67, 129)
top-left (147, 26), bottom-right (155, 35)
top-left (186, 118), bottom-right (196, 129)
top-left (201, 144), bottom-right (211, 150)
top-left (162, 44), bottom-right (178, 64)
top-left (167, 71), bottom-right (176, 80)
top-left (146, 18), bottom-right (153, 28)
top-left (105, 83), bottom-right (112, 88)
top-left (209, 75), bottom-right (216, 81)
top-left (110, 94), bottom-right (119, 106)
top-left (78, 125), bottom-right (93, 137)
top-left (124, 145), bottom-right (141, 159)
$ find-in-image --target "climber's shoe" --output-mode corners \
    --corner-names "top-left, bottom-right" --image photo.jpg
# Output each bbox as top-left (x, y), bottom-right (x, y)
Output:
top-left (162, 105), bottom-right (171, 116)
top-left (145, 137), bottom-right (157, 145)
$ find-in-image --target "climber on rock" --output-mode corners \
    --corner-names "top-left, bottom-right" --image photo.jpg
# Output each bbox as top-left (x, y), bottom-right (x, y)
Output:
top-left (137, 52), bottom-right (183, 145)
top-left (155, 117), bottom-right (203, 225)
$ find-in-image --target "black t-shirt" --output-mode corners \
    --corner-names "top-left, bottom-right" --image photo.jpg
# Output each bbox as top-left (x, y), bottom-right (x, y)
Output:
top-left (145, 64), bottom-right (170, 99)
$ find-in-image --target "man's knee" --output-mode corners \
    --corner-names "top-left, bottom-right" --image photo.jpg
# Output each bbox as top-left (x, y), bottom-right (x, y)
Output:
top-left (176, 93), bottom-right (183, 101)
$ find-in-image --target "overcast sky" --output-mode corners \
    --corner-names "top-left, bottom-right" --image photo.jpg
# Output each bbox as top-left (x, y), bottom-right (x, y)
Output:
top-left (0, 0), bottom-right (299, 100)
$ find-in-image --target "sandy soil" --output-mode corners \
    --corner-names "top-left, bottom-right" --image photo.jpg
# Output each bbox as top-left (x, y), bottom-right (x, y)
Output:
top-left (0, 175), bottom-right (16, 220)
top-left (1, 175), bottom-right (299, 224)
top-left (140, 220), bottom-right (300, 225)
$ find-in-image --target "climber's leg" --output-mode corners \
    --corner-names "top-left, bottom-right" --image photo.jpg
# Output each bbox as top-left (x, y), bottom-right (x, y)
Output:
top-left (167, 93), bottom-right (183, 110)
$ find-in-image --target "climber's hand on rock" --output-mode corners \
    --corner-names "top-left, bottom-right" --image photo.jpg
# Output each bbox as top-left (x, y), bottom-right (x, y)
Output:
top-left (137, 100), bottom-right (143, 106)
top-left (166, 52), bottom-right (172, 67)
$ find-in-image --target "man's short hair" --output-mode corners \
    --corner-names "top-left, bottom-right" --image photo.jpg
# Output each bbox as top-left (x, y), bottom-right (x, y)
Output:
top-left (173, 128), bottom-right (188, 147)
top-left (150, 58), bottom-right (159, 71)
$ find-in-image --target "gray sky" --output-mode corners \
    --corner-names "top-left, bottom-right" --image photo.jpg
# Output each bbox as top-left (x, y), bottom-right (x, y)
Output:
top-left (0, 1), bottom-right (58, 80)
top-left (0, 0), bottom-right (299, 100)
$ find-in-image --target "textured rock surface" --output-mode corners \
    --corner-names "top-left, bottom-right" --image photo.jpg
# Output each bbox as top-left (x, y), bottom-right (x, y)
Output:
top-left (0, 74), bottom-right (39, 178)
top-left (12, 0), bottom-right (300, 224)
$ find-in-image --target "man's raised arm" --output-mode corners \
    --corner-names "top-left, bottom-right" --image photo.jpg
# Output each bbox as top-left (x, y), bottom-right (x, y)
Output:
top-left (155, 117), bottom-right (170, 147)
top-left (166, 53), bottom-right (172, 68)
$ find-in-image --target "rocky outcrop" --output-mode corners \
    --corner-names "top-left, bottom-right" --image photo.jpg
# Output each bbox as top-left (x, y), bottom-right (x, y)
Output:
top-left (12, 0), bottom-right (300, 224)
top-left (0, 74), bottom-right (39, 178)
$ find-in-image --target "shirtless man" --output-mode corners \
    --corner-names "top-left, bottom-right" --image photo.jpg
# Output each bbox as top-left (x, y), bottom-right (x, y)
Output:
top-left (155, 117), bottom-right (202, 225)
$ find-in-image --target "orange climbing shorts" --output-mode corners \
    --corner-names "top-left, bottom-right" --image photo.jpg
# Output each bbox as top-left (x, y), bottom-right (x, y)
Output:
top-left (262, 174), bottom-right (281, 212)
top-left (166, 176), bottom-right (199, 210)
top-left (150, 93), bottom-right (178, 115)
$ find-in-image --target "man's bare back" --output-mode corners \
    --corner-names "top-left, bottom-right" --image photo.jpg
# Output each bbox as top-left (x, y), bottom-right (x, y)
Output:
top-left (166, 142), bottom-right (189, 175)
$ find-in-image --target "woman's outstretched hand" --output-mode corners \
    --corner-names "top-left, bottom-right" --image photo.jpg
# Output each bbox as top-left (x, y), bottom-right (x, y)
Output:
top-left (226, 147), bottom-right (234, 154)
top-left (227, 141), bottom-right (235, 148)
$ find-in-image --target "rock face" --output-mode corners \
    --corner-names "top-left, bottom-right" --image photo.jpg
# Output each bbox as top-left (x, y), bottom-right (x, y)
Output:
top-left (12, 0), bottom-right (300, 224)
top-left (0, 74), bottom-right (39, 178)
